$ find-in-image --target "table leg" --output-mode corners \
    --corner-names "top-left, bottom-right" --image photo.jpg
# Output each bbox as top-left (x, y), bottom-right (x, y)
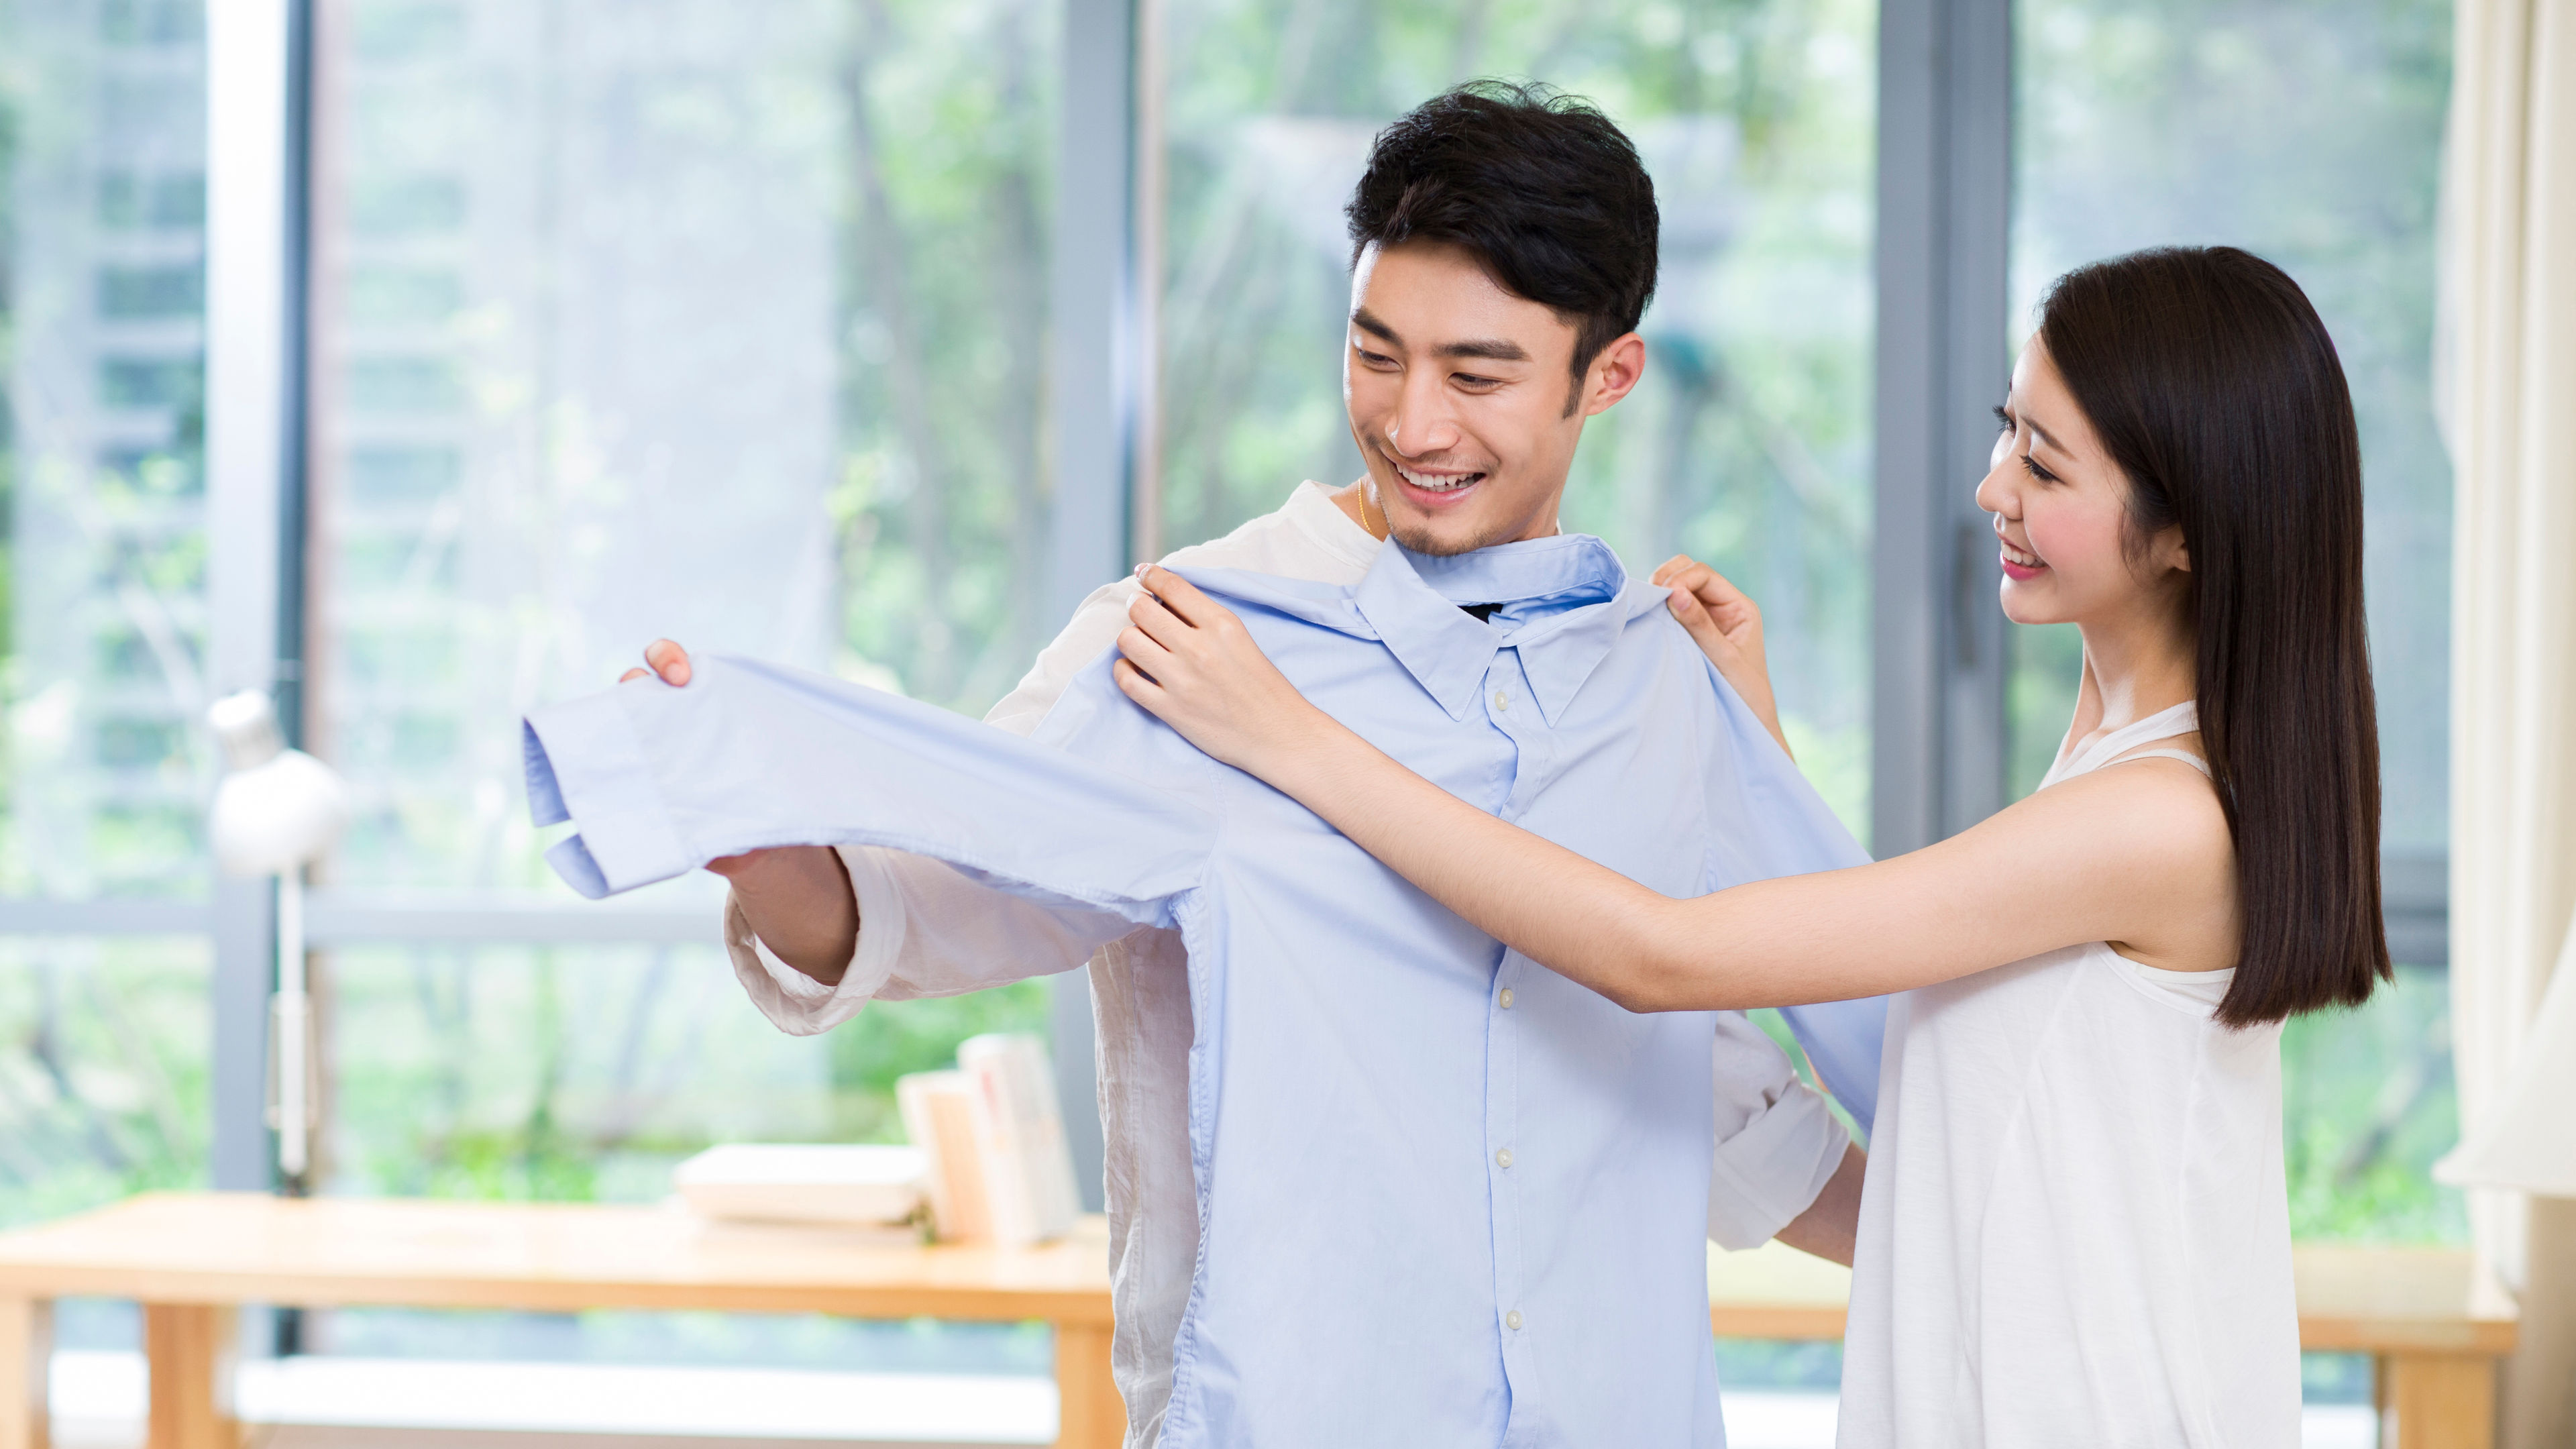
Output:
top-left (1055, 1322), bottom-right (1124, 1449)
top-left (142, 1305), bottom-right (238, 1449)
top-left (0, 1297), bottom-right (48, 1449)
top-left (2379, 1352), bottom-right (2498, 1449)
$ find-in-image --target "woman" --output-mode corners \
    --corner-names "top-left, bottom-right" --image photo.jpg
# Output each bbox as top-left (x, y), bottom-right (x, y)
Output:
top-left (1110, 246), bottom-right (2387, 1446)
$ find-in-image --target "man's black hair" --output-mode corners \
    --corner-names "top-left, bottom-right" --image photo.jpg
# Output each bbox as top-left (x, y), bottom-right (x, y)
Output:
top-left (1345, 80), bottom-right (1659, 387)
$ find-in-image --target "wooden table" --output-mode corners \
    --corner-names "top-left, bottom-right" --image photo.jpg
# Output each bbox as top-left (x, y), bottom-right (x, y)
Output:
top-left (0, 1193), bottom-right (1121, 1449)
top-left (1707, 1238), bottom-right (2521, 1449)
top-left (0, 1194), bottom-right (2523, 1449)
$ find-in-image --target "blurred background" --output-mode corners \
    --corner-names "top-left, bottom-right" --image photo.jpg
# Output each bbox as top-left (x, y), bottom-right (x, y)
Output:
top-left (0, 0), bottom-right (2455, 1436)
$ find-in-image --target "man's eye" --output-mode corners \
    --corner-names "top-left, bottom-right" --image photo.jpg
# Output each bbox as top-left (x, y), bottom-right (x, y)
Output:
top-left (1454, 373), bottom-right (1501, 388)
top-left (1354, 347), bottom-right (1397, 368)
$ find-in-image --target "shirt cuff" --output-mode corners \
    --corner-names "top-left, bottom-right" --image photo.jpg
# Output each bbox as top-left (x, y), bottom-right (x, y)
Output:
top-left (523, 687), bottom-right (694, 899)
top-left (1706, 1077), bottom-right (1852, 1251)
top-left (722, 845), bottom-right (906, 1036)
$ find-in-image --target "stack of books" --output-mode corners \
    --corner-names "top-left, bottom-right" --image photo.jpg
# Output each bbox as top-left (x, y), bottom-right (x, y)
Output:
top-left (897, 1032), bottom-right (1082, 1247)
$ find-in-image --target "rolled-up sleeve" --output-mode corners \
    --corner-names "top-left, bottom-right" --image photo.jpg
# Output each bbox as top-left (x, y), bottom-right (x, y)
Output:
top-left (1705, 1012), bottom-right (1854, 1250)
top-left (724, 842), bottom-right (1138, 1036)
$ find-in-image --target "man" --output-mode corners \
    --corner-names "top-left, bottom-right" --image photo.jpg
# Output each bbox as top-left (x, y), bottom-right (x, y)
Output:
top-left (596, 84), bottom-right (1878, 1444)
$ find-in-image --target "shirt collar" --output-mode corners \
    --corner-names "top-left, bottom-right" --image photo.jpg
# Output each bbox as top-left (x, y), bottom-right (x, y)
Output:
top-left (1354, 534), bottom-right (1653, 725)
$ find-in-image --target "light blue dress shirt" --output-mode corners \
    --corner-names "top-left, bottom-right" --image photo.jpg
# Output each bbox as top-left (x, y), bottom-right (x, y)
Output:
top-left (527, 533), bottom-right (1883, 1448)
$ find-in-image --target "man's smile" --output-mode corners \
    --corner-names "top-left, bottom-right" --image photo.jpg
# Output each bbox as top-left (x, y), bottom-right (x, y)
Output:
top-left (1388, 458), bottom-right (1490, 509)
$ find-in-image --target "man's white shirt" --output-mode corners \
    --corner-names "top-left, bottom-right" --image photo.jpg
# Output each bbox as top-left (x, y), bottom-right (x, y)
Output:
top-left (722, 480), bottom-right (1854, 1447)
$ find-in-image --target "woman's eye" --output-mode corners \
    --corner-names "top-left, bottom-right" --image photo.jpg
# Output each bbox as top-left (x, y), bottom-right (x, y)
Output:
top-left (1992, 404), bottom-right (2015, 435)
top-left (2020, 453), bottom-right (2057, 484)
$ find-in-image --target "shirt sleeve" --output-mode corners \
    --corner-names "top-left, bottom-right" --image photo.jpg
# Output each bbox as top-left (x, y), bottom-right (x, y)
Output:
top-left (1705, 1012), bottom-right (1854, 1250)
top-left (1695, 656), bottom-right (1890, 1136)
top-left (525, 653), bottom-right (1218, 927)
top-left (718, 578), bottom-right (1154, 1036)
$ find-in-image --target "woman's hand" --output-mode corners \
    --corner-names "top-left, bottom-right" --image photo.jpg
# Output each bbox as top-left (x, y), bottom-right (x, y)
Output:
top-left (1114, 566), bottom-right (1339, 775)
top-left (1650, 555), bottom-right (1792, 759)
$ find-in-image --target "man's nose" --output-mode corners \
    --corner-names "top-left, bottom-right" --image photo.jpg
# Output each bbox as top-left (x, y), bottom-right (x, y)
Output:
top-left (1385, 374), bottom-right (1463, 458)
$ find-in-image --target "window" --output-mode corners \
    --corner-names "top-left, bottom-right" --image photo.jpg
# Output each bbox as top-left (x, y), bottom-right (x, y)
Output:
top-left (292, 0), bottom-right (1060, 1362)
top-left (301, 0), bottom-right (1059, 1173)
top-left (0, 0), bottom-right (213, 1225)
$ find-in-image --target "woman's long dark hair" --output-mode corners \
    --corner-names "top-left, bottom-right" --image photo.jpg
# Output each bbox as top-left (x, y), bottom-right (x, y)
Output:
top-left (2037, 246), bottom-right (2390, 1026)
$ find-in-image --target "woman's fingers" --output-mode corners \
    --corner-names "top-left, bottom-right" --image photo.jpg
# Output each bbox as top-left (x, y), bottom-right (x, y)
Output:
top-left (1133, 564), bottom-right (1200, 621)
top-left (1651, 555), bottom-right (1707, 590)
top-left (1666, 588), bottom-right (1737, 665)
top-left (643, 638), bottom-right (692, 686)
top-left (1118, 623), bottom-right (1177, 680)
top-left (1113, 657), bottom-right (1163, 708)
top-left (1126, 590), bottom-right (1190, 649)
top-left (1137, 565), bottom-right (1230, 631)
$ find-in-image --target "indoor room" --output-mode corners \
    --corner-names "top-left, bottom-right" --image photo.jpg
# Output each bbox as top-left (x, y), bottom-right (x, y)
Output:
top-left (0, 0), bottom-right (2570, 1446)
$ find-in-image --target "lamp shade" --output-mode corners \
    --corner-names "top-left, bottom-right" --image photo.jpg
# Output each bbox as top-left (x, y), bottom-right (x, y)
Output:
top-left (207, 690), bottom-right (350, 877)
top-left (2436, 928), bottom-right (2576, 1198)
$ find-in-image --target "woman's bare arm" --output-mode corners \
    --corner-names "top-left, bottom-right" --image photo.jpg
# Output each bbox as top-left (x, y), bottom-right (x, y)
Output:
top-left (1114, 568), bottom-right (2237, 1010)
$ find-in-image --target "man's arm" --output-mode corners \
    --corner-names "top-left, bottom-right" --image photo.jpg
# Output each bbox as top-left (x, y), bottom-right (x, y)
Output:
top-left (1707, 1012), bottom-right (1864, 1262)
top-left (1774, 1144), bottom-right (1864, 1267)
top-left (624, 642), bottom-right (866, 984)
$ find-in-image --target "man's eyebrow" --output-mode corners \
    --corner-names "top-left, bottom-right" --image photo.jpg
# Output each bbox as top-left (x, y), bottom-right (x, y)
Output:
top-left (1350, 309), bottom-right (1401, 345)
top-left (1434, 337), bottom-right (1531, 363)
top-left (1346, 311), bottom-right (1529, 364)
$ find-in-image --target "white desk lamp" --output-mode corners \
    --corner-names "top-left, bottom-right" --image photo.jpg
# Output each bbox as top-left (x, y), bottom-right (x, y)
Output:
top-left (207, 690), bottom-right (350, 1191)
top-left (2436, 944), bottom-right (2576, 1198)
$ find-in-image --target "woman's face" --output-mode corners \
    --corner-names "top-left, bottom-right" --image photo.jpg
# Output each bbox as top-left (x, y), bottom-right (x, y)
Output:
top-left (1974, 339), bottom-right (2188, 628)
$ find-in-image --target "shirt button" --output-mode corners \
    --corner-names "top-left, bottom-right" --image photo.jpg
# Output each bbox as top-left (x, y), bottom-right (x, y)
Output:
top-left (1495, 1148), bottom-right (1513, 1169)
top-left (1505, 1310), bottom-right (1524, 1330)
top-left (1498, 987), bottom-right (1515, 1009)
top-left (1494, 689), bottom-right (1510, 711)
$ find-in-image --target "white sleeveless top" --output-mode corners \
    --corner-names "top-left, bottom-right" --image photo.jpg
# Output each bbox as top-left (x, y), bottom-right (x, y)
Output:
top-left (1835, 702), bottom-right (2301, 1448)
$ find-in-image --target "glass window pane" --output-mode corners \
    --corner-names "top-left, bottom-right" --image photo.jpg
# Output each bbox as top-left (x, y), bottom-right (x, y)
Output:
top-left (309, 0), bottom-right (1061, 892)
top-left (2011, 0), bottom-right (2459, 1244)
top-left (1158, 0), bottom-right (1878, 835)
top-left (301, 0), bottom-right (1059, 1320)
top-left (0, 936), bottom-right (212, 1226)
top-left (1, 0), bottom-right (213, 901)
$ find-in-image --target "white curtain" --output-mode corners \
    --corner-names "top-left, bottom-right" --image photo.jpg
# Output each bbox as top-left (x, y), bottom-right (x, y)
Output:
top-left (2439, 0), bottom-right (2576, 1440)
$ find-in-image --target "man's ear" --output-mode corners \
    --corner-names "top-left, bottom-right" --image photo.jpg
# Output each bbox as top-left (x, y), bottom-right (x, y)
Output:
top-left (1576, 332), bottom-right (1648, 418)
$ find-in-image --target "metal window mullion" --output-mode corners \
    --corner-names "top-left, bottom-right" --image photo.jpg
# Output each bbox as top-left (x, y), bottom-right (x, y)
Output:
top-left (1873, 0), bottom-right (2014, 857)
top-left (205, 0), bottom-right (312, 1195)
top-left (1042, 0), bottom-right (1150, 1214)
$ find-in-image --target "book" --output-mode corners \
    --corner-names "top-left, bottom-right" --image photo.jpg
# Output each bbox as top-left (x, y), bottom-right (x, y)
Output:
top-left (897, 1032), bottom-right (1081, 1246)
top-left (669, 1142), bottom-right (926, 1228)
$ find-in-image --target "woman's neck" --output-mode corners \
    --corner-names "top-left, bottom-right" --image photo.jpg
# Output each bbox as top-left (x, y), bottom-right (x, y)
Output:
top-left (2068, 600), bottom-right (2198, 749)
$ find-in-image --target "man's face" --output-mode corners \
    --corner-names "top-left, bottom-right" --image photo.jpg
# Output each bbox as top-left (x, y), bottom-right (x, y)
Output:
top-left (1344, 241), bottom-right (1642, 556)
